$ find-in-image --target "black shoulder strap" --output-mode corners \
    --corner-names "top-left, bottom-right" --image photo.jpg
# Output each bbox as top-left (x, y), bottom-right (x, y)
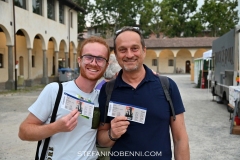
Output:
top-left (35, 83), bottom-right (63, 160)
top-left (102, 79), bottom-right (116, 125)
top-left (159, 76), bottom-right (176, 121)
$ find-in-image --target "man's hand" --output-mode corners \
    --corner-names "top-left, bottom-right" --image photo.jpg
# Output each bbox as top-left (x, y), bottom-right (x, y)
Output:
top-left (110, 116), bottom-right (130, 139)
top-left (55, 109), bottom-right (80, 132)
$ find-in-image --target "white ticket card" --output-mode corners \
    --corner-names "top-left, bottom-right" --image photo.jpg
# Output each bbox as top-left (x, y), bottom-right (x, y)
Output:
top-left (107, 101), bottom-right (147, 124)
top-left (61, 93), bottom-right (94, 118)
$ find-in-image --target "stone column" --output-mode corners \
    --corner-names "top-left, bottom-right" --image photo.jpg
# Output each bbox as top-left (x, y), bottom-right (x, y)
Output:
top-left (5, 45), bottom-right (15, 90)
top-left (73, 52), bottom-right (77, 69)
top-left (65, 52), bottom-right (69, 68)
top-left (26, 48), bottom-right (33, 86)
top-left (156, 58), bottom-right (159, 73)
top-left (55, 51), bottom-right (59, 77)
top-left (173, 57), bottom-right (176, 73)
top-left (41, 50), bottom-right (49, 84)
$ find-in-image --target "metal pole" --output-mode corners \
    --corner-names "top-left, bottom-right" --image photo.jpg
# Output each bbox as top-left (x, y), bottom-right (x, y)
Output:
top-left (12, 0), bottom-right (17, 90)
top-left (68, 8), bottom-right (71, 68)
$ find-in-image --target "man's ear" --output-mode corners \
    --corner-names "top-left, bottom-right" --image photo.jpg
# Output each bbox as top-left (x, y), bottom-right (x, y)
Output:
top-left (142, 46), bottom-right (147, 58)
top-left (77, 57), bottom-right (82, 67)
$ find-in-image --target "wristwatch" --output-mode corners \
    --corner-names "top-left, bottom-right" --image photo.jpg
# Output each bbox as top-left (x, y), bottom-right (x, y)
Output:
top-left (108, 128), bottom-right (118, 141)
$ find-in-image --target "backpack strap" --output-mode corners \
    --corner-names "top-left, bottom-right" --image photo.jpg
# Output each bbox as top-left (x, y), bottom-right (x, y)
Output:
top-left (102, 79), bottom-right (116, 125)
top-left (35, 83), bottom-right (63, 160)
top-left (159, 76), bottom-right (176, 121)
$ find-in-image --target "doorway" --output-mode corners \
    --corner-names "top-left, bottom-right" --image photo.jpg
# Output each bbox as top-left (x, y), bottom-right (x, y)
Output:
top-left (185, 60), bottom-right (191, 73)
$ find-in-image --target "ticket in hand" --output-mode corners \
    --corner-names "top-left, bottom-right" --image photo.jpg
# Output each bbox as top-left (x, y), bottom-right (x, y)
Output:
top-left (107, 101), bottom-right (147, 124)
top-left (61, 93), bottom-right (94, 118)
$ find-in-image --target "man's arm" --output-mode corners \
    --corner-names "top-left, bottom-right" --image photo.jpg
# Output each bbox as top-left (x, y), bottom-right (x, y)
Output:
top-left (97, 116), bottom-right (130, 147)
top-left (170, 113), bottom-right (190, 160)
top-left (18, 109), bottom-right (79, 141)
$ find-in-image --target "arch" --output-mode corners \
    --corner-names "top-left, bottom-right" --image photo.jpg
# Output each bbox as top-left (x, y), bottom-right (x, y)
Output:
top-left (176, 49), bottom-right (192, 73)
top-left (59, 40), bottom-right (68, 52)
top-left (17, 29), bottom-right (31, 48)
top-left (0, 25), bottom-right (12, 45)
top-left (145, 49), bottom-right (157, 71)
top-left (34, 33), bottom-right (46, 50)
top-left (194, 48), bottom-right (208, 59)
top-left (158, 49), bottom-right (174, 73)
top-left (70, 40), bottom-right (77, 53)
top-left (49, 37), bottom-right (58, 51)
top-left (58, 40), bottom-right (68, 68)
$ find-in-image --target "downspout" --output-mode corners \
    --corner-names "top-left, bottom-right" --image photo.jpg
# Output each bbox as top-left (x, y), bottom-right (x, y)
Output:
top-left (12, 0), bottom-right (17, 90)
top-left (68, 4), bottom-right (76, 68)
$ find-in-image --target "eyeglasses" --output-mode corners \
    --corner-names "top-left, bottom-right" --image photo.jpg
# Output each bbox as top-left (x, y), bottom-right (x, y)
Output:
top-left (80, 55), bottom-right (108, 67)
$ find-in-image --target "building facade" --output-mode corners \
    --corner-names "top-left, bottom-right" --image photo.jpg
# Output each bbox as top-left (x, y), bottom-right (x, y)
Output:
top-left (106, 37), bottom-right (217, 74)
top-left (0, 0), bottom-right (84, 89)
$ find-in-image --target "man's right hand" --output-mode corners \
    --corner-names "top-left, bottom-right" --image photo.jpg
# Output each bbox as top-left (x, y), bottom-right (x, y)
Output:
top-left (55, 109), bottom-right (80, 132)
top-left (110, 116), bottom-right (130, 139)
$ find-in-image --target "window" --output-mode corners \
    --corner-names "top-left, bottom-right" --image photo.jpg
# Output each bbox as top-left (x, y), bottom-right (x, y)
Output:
top-left (32, 0), bottom-right (42, 15)
top-left (15, 0), bottom-right (26, 9)
top-left (0, 54), bottom-right (3, 68)
top-left (32, 55), bottom-right (35, 67)
top-left (152, 59), bottom-right (157, 66)
top-left (47, 0), bottom-right (55, 20)
top-left (59, 2), bottom-right (64, 24)
top-left (168, 59), bottom-right (174, 66)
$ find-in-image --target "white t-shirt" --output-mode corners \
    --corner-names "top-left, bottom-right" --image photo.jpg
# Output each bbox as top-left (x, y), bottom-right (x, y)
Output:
top-left (29, 81), bottom-right (99, 160)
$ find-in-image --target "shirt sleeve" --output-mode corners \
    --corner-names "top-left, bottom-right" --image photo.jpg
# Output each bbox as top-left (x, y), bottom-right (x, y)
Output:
top-left (28, 82), bottom-right (59, 122)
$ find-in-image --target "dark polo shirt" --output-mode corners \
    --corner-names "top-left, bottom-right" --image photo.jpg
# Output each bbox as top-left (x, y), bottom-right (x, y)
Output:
top-left (99, 64), bottom-right (185, 160)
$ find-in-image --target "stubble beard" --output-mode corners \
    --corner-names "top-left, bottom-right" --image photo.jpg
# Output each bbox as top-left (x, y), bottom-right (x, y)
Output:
top-left (123, 64), bottom-right (139, 72)
top-left (80, 65), bottom-right (105, 81)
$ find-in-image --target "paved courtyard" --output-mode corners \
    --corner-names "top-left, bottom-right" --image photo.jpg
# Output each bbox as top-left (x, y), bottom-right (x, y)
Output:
top-left (0, 74), bottom-right (239, 160)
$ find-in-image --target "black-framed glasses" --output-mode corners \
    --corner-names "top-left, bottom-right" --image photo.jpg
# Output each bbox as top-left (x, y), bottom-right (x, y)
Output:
top-left (80, 55), bottom-right (108, 67)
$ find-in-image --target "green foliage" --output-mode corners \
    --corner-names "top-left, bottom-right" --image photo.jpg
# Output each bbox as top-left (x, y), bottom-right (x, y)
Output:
top-left (74, 0), bottom-right (239, 38)
top-left (159, 0), bottom-right (203, 37)
top-left (73, 0), bottom-right (89, 33)
top-left (139, 0), bottom-right (163, 38)
top-left (198, 0), bottom-right (239, 37)
top-left (88, 0), bottom-right (145, 37)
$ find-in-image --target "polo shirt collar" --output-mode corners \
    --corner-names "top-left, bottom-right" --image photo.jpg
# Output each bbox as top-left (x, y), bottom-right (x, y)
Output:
top-left (114, 64), bottom-right (156, 88)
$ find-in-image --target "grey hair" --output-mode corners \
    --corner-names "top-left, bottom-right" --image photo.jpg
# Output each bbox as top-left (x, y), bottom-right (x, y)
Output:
top-left (104, 54), bottom-right (121, 80)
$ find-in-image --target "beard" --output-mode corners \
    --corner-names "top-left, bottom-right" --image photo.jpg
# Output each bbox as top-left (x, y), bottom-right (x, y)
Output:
top-left (121, 58), bottom-right (139, 72)
top-left (123, 63), bottom-right (139, 72)
top-left (80, 64), bottom-right (105, 81)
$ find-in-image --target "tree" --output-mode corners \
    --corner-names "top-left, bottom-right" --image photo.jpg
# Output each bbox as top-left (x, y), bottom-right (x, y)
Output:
top-left (198, 0), bottom-right (239, 37)
top-left (138, 0), bottom-right (163, 38)
top-left (159, 0), bottom-right (202, 37)
top-left (73, 0), bottom-right (89, 33)
top-left (88, 0), bottom-right (145, 37)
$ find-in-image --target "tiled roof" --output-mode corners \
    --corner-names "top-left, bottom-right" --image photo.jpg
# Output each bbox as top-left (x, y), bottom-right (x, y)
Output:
top-left (105, 37), bottom-right (218, 48)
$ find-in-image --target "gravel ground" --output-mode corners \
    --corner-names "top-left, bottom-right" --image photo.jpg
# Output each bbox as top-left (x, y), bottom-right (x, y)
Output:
top-left (0, 75), bottom-right (239, 160)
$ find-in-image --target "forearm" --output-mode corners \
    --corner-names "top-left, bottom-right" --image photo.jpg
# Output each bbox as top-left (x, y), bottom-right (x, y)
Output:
top-left (174, 139), bottom-right (190, 160)
top-left (97, 129), bottom-right (116, 147)
top-left (19, 122), bottom-right (59, 141)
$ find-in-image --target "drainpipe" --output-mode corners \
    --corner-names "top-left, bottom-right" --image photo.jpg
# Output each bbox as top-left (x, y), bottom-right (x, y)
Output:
top-left (12, 0), bottom-right (17, 90)
top-left (68, 4), bottom-right (76, 68)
